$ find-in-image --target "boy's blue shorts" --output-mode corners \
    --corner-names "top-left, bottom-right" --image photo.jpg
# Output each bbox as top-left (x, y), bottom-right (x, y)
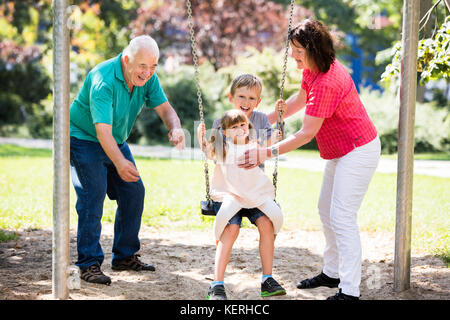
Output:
top-left (211, 201), bottom-right (265, 227)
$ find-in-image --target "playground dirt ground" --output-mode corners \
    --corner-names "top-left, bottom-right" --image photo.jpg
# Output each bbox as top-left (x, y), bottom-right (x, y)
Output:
top-left (0, 224), bottom-right (448, 300)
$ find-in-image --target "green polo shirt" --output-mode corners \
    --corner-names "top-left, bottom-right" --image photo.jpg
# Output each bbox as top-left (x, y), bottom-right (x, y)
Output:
top-left (70, 53), bottom-right (167, 144)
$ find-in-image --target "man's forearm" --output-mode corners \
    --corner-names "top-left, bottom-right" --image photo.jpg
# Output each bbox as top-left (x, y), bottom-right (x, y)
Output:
top-left (164, 112), bottom-right (181, 132)
top-left (156, 102), bottom-right (182, 131)
top-left (95, 124), bottom-right (125, 167)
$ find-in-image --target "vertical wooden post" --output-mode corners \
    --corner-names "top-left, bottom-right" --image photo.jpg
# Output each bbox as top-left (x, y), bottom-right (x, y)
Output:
top-left (394, 0), bottom-right (420, 293)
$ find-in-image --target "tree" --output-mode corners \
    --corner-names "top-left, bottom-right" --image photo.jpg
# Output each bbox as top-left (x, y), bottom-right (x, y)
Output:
top-left (0, 0), bottom-right (137, 136)
top-left (0, 40), bottom-right (51, 134)
top-left (294, 0), bottom-right (403, 86)
top-left (131, 0), bottom-right (307, 70)
top-left (381, 0), bottom-right (450, 105)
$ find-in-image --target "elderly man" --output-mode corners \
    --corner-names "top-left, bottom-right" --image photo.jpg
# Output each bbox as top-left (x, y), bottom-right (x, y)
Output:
top-left (70, 35), bottom-right (185, 285)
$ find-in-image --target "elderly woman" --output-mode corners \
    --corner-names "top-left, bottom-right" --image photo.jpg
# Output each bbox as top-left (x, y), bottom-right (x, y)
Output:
top-left (238, 19), bottom-right (381, 300)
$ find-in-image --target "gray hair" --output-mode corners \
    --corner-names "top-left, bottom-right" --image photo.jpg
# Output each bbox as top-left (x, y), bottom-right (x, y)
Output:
top-left (123, 35), bottom-right (160, 60)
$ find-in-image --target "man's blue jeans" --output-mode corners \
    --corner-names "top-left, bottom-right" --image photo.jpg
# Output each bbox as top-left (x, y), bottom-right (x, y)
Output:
top-left (70, 137), bottom-right (145, 269)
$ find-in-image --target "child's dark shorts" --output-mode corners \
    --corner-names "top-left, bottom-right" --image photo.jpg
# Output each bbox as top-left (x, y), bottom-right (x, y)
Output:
top-left (211, 201), bottom-right (265, 227)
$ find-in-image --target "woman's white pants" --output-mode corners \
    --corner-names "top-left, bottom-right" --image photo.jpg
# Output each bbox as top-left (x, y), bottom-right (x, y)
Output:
top-left (318, 136), bottom-right (381, 297)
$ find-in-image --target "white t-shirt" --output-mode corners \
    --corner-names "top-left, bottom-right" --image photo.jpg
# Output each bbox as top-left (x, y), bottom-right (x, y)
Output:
top-left (210, 141), bottom-right (275, 208)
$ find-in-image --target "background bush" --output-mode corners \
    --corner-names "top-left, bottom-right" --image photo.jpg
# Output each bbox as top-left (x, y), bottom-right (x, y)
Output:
top-left (361, 88), bottom-right (450, 154)
top-left (130, 65), bottom-right (215, 147)
top-left (0, 48), bottom-right (51, 136)
top-left (1, 41), bottom-right (447, 155)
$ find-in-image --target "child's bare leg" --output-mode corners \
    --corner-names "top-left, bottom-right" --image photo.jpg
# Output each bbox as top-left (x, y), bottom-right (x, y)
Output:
top-left (255, 216), bottom-right (275, 276)
top-left (213, 198), bottom-right (242, 241)
top-left (256, 200), bottom-right (283, 235)
top-left (256, 215), bottom-right (286, 297)
top-left (214, 224), bottom-right (240, 281)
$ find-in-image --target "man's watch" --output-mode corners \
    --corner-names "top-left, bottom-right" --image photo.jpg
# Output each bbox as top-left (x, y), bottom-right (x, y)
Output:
top-left (271, 146), bottom-right (279, 157)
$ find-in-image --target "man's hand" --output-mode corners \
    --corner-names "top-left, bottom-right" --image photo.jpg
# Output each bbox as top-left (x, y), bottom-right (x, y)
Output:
top-left (154, 102), bottom-right (185, 150)
top-left (116, 158), bottom-right (140, 182)
top-left (95, 123), bottom-right (140, 182)
top-left (168, 128), bottom-right (186, 150)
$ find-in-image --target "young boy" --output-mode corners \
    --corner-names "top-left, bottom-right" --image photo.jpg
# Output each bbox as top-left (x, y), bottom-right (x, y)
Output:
top-left (197, 74), bottom-right (286, 300)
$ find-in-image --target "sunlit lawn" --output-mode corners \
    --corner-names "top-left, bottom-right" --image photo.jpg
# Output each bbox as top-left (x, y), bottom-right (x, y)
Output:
top-left (289, 148), bottom-right (450, 161)
top-left (0, 144), bottom-right (448, 264)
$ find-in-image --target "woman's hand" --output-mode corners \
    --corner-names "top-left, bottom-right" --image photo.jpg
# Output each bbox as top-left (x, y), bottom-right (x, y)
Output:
top-left (275, 99), bottom-right (287, 120)
top-left (268, 91), bottom-right (306, 125)
top-left (237, 145), bottom-right (269, 169)
top-left (274, 129), bottom-right (283, 142)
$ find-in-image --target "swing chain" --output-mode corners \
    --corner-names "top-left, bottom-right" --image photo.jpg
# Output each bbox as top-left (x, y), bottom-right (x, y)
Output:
top-left (279, 0), bottom-right (295, 102)
top-left (273, 0), bottom-right (295, 199)
top-left (186, 0), bottom-right (211, 202)
top-left (187, 0), bottom-right (295, 202)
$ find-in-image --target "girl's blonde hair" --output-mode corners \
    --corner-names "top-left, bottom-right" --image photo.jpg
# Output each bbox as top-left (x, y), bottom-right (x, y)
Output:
top-left (210, 109), bottom-right (255, 161)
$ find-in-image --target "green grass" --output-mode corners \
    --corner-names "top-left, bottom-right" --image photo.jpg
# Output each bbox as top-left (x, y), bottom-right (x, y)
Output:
top-left (381, 152), bottom-right (450, 161)
top-left (0, 229), bottom-right (18, 242)
top-left (0, 144), bottom-right (52, 157)
top-left (284, 149), bottom-right (322, 159)
top-left (0, 144), bottom-right (448, 264)
top-left (289, 148), bottom-right (450, 161)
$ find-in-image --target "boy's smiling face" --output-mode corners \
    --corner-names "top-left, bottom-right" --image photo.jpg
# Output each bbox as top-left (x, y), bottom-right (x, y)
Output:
top-left (228, 86), bottom-right (261, 118)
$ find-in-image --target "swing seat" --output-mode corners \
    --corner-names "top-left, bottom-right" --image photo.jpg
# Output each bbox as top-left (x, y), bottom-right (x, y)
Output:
top-left (201, 200), bottom-right (280, 216)
top-left (201, 200), bottom-right (218, 216)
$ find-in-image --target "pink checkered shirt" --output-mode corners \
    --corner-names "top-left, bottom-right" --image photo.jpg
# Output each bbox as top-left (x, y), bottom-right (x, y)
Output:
top-left (302, 59), bottom-right (378, 159)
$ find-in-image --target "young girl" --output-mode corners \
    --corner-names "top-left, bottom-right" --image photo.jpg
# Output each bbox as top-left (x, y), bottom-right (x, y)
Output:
top-left (199, 109), bottom-right (285, 299)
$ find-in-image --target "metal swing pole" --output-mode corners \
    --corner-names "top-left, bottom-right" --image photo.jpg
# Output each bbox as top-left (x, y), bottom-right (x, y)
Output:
top-left (52, 0), bottom-right (70, 299)
top-left (394, 0), bottom-right (420, 293)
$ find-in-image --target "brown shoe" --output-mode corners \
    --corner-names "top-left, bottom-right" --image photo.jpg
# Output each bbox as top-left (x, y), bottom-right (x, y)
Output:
top-left (80, 264), bottom-right (111, 285)
top-left (111, 254), bottom-right (156, 271)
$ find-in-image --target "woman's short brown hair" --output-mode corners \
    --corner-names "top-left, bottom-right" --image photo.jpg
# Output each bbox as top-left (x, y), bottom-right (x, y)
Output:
top-left (289, 19), bottom-right (335, 73)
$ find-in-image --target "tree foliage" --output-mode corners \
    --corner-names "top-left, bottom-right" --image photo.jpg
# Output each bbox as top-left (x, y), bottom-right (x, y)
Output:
top-left (0, 40), bottom-right (51, 134)
top-left (381, 15), bottom-right (450, 86)
top-left (0, 0), bottom-right (136, 133)
top-left (295, 0), bottom-right (403, 84)
top-left (0, 0), bottom-right (448, 151)
top-left (131, 0), bottom-right (307, 70)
